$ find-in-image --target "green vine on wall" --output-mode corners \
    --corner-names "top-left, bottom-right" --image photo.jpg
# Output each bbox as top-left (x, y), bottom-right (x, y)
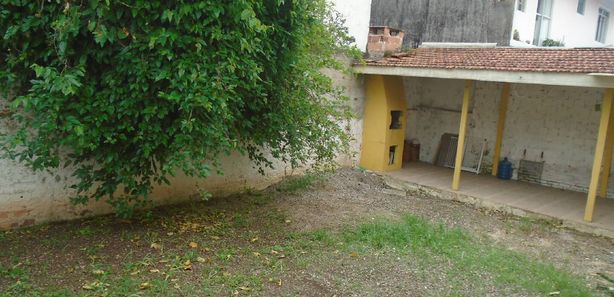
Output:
top-left (0, 0), bottom-right (358, 217)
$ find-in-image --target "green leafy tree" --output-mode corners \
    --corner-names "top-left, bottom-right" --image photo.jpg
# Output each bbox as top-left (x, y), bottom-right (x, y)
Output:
top-left (0, 0), bottom-right (357, 217)
top-left (541, 38), bottom-right (565, 47)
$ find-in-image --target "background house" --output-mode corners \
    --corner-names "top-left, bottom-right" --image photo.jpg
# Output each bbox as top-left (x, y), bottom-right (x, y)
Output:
top-left (330, 0), bottom-right (373, 51)
top-left (369, 0), bottom-right (515, 47)
top-left (512, 0), bottom-right (614, 47)
top-left (369, 0), bottom-right (614, 48)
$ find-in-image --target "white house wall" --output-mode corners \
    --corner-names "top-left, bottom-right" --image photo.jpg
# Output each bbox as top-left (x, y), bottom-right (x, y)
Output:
top-left (512, 0), bottom-right (540, 45)
top-left (405, 77), bottom-right (611, 196)
top-left (512, 0), bottom-right (614, 47)
top-left (329, 0), bottom-right (373, 52)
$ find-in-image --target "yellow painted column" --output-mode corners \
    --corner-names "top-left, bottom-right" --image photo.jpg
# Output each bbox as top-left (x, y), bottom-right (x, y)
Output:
top-left (492, 83), bottom-right (510, 177)
top-left (599, 99), bottom-right (614, 199)
top-left (359, 75), bottom-right (407, 172)
top-left (585, 89), bottom-right (614, 222)
top-left (452, 80), bottom-right (474, 191)
top-left (599, 90), bottom-right (614, 198)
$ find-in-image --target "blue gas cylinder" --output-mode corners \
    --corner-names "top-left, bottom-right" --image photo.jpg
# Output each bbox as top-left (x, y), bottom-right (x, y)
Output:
top-left (497, 158), bottom-right (513, 180)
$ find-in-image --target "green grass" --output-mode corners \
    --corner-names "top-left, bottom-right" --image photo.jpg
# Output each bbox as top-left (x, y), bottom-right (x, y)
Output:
top-left (76, 226), bottom-right (95, 236)
top-left (215, 249), bottom-right (235, 262)
top-left (231, 213), bottom-right (248, 228)
top-left (309, 229), bottom-right (334, 245)
top-left (200, 267), bottom-right (265, 296)
top-left (0, 263), bottom-right (29, 282)
top-left (335, 214), bottom-right (594, 297)
top-left (276, 173), bottom-right (323, 194)
top-left (0, 195), bottom-right (598, 297)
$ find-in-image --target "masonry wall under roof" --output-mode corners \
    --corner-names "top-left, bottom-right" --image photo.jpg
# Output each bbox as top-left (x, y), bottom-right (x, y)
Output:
top-left (404, 77), bottom-right (612, 196)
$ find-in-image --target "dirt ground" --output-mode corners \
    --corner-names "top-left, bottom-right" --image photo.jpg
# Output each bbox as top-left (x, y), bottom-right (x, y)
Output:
top-left (283, 169), bottom-right (614, 291)
top-left (279, 169), bottom-right (614, 279)
top-left (1, 167), bottom-right (613, 296)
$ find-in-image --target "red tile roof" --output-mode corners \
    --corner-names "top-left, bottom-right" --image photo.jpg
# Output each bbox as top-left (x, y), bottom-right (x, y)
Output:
top-left (363, 48), bottom-right (614, 74)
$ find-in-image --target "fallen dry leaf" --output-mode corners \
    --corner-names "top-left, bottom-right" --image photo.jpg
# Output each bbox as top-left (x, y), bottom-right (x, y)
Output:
top-left (189, 242), bottom-right (198, 249)
top-left (239, 286), bottom-right (251, 291)
top-left (81, 283), bottom-right (95, 290)
top-left (250, 237), bottom-right (259, 243)
top-left (150, 243), bottom-right (162, 250)
top-left (149, 269), bottom-right (160, 273)
top-left (140, 282), bottom-right (151, 290)
top-left (350, 251), bottom-right (359, 258)
top-left (252, 252), bottom-right (261, 257)
top-left (182, 260), bottom-right (192, 270)
top-left (82, 281), bottom-right (103, 290)
top-left (196, 257), bottom-right (208, 263)
top-left (92, 269), bottom-right (105, 275)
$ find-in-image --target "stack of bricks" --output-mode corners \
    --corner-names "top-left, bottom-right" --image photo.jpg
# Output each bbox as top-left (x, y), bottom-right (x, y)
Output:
top-left (367, 26), bottom-right (405, 59)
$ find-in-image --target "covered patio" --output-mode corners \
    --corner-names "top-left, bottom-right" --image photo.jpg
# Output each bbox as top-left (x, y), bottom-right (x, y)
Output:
top-left (386, 162), bottom-right (614, 237)
top-left (355, 47), bottom-right (614, 235)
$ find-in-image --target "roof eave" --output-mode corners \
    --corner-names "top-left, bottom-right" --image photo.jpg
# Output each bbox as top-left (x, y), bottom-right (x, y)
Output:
top-left (353, 65), bottom-right (614, 89)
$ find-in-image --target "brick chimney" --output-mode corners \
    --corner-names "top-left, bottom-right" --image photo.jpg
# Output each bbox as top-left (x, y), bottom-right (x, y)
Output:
top-left (367, 26), bottom-right (405, 58)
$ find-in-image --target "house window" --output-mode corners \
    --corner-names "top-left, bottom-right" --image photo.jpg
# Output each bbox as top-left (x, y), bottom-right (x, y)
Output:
top-left (533, 0), bottom-right (553, 46)
top-left (596, 8), bottom-right (610, 43)
top-left (517, 0), bottom-right (526, 12)
top-left (577, 0), bottom-right (586, 15)
top-left (389, 146), bottom-right (397, 165)
top-left (389, 110), bottom-right (402, 129)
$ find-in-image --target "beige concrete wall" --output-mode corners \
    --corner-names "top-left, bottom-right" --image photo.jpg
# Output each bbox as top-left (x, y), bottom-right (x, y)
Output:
top-left (0, 69), bottom-right (365, 229)
top-left (404, 77), bottom-right (611, 197)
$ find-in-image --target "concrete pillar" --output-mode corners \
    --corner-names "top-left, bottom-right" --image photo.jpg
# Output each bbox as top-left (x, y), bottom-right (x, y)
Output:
top-left (359, 75), bottom-right (407, 172)
top-left (452, 80), bottom-right (474, 191)
top-left (585, 89), bottom-right (614, 222)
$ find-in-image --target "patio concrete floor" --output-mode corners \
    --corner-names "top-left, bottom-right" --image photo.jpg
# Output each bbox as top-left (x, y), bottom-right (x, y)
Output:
top-left (384, 162), bottom-right (614, 238)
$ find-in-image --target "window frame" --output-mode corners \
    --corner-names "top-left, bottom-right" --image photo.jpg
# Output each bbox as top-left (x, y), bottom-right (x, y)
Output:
top-left (517, 0), bottom-right (526, 12)
top-left (596, 8), bottom-right (610, 43)
top-left (389, 110), bottom-right (402, 130)
top-left (533, 0), bottom-right (554, 46)
top-left (577, 0), bottom-right (586, 15)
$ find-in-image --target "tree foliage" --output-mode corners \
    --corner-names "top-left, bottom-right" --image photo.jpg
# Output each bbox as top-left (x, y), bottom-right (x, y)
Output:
top-left (0, 0), bottom-right (357, 217)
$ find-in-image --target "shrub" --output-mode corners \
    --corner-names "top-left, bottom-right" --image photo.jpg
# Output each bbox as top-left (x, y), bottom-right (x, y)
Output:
top-left (541, 38), bottom-right (565, 47)
top-left (0, 0), bottom-right (357, 216)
